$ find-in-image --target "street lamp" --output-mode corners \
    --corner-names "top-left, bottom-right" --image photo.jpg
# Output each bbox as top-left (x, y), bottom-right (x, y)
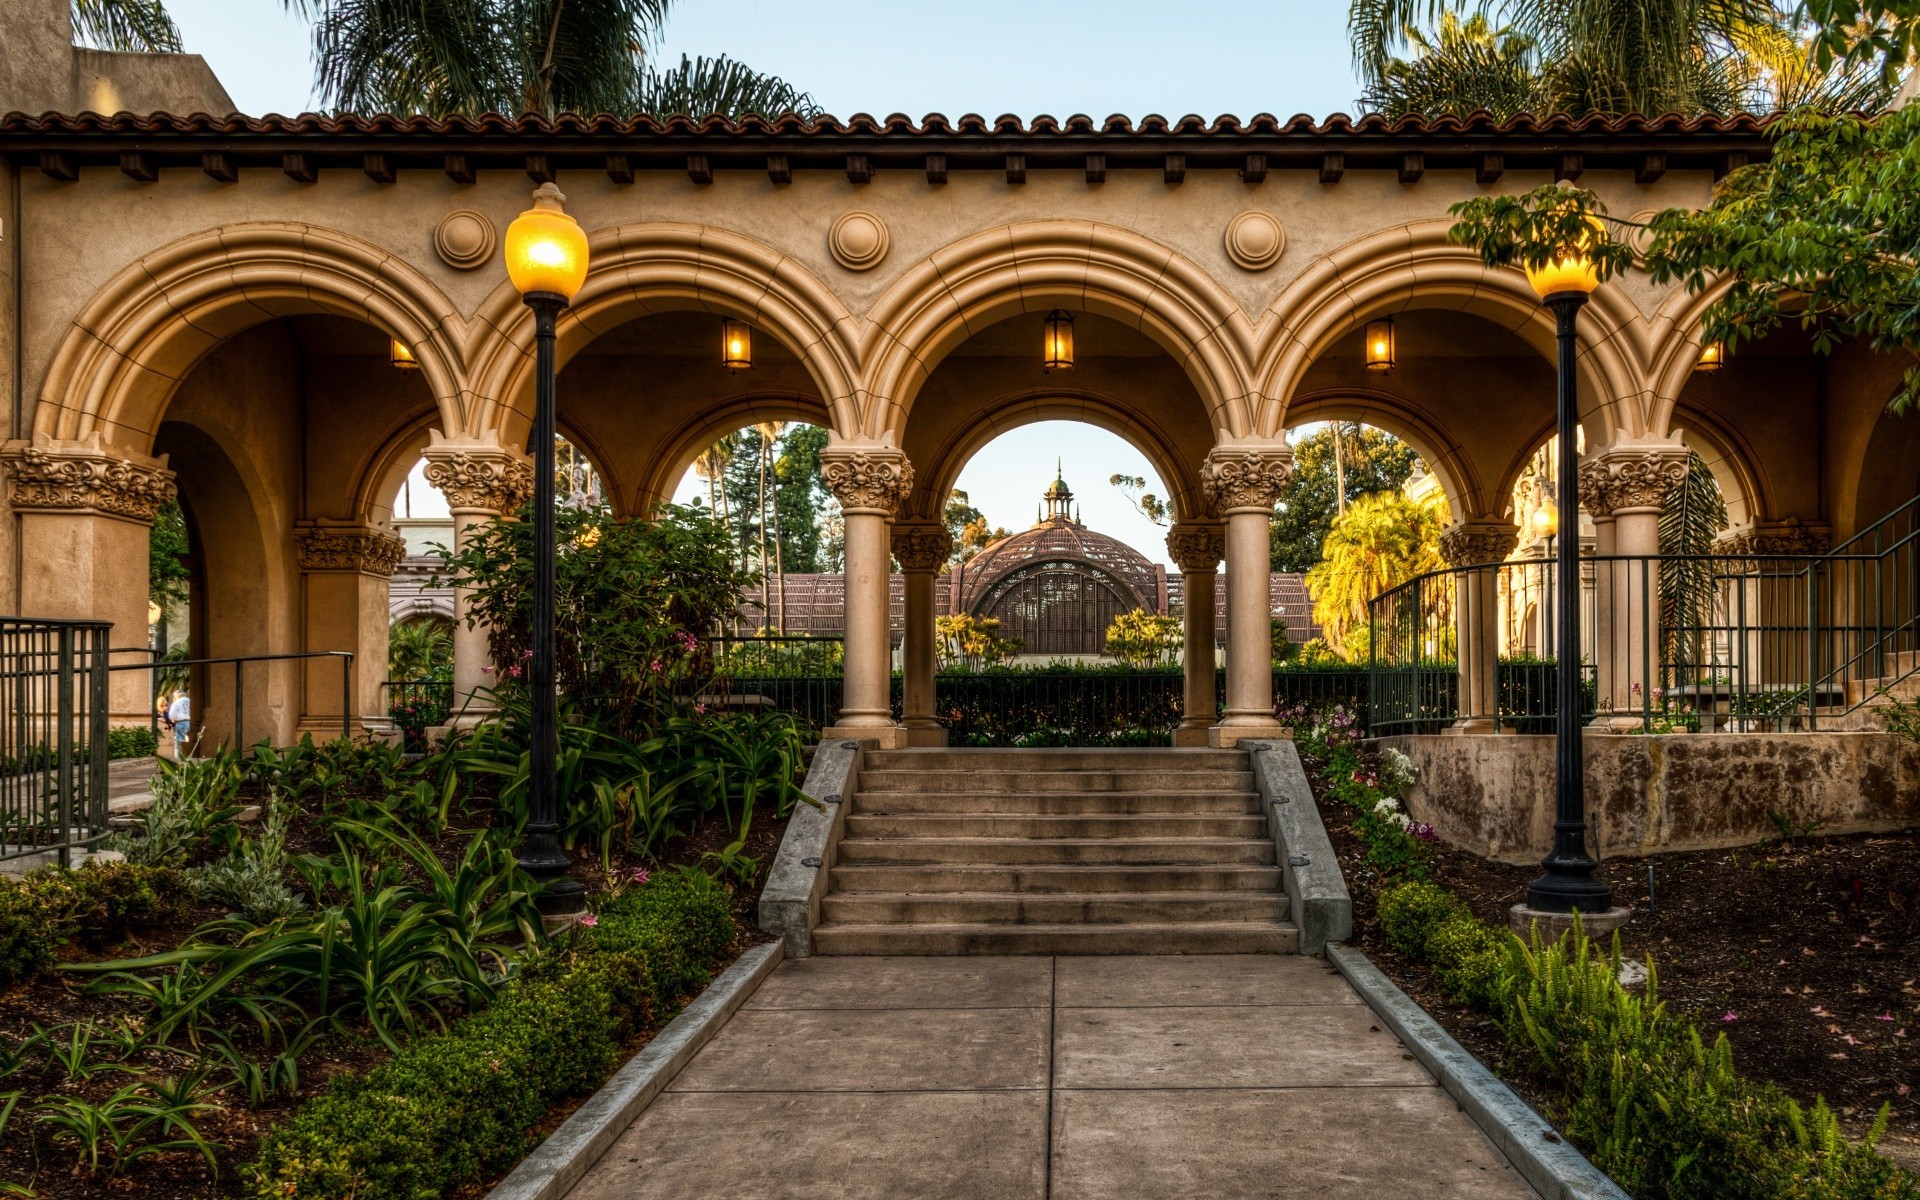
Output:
top-left (504, 183), bottom-right (589, 916)
top-left (1522, 235), bottom-right (1613, 918)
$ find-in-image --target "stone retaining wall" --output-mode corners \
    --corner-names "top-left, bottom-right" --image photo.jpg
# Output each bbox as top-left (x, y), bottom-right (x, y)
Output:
top-left (1375, 732), bottom-right (1920, 863)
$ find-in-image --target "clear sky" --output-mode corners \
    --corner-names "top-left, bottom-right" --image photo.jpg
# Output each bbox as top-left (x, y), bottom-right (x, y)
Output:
top-left (198, 0), bottom-right (1365, 566)
top-left (166, 1), bottom-right (1363, 121)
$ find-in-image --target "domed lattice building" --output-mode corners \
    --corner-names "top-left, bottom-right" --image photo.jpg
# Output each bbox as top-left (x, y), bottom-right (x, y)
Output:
top-left (952, 469), bottom-right (1165, 656)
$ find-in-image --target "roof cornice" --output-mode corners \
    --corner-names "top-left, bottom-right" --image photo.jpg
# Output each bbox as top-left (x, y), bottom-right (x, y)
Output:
top-left (0, 109), bottom-right (1780, 180)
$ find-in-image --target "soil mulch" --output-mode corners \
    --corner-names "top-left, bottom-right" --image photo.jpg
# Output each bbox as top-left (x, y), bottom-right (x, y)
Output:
top-left (1314, 741), bottom-right (1920, 1163)
top-left (0, 792), bottom-right (787, 1199)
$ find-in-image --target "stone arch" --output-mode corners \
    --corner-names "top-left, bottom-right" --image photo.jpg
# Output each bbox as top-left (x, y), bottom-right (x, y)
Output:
top-left (465, 223), bottom-right (861, 450)
top-left (1255, 220), bottom-right (1652, 447)
top-left (1282, 388), bottom-right (1481, 524)
top-left (860, 220), bottom-right (1259, 444)
top-left (1665, 404), bottom-right (1765, 530)
top-left (641, 392), bottom-right (835, 513)
top-left (350, 409), bottom-right (446, 529)
top-left (36, 223), bottom-right (468, 454)
top-left (1644, 278), bottom-right (1736, 440)
top-left (905, 388), bottom-right (1205, 525)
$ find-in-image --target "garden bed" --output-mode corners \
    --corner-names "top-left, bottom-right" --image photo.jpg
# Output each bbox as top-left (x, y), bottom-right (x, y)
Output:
top-left (1311, 738), bottom-right (1920, 1161)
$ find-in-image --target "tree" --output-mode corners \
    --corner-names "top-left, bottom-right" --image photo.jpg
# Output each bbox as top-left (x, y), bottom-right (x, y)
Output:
top-left (1305, 489), bottom-right (1446, 657)
top-left (1271, 424), bottom-right (1422, 573)
top-left (1450, 140), bottom-right (1920, 411)
top-left (149, 500), bottom-right (191, 610)
top-left (1350, 0), bottom-right (1890, 117)
top-left (1103, 609), bottom-right (1183, 667)
top-left (1659, 451), bottom-right (1729, 668)
top-left (1109, 475), bottom-right (1172, 526)
top-left (388, 618), bottom-right (454, 680)
top-left (936, 614), bottom-right (1020, 670)
top-left (1806, 1), bottom-right (1920, 90)
top-left (773, 425), bottom-right (828, 574)
top-left (289, 0), bottom-right (819, 119)
top-left (73, 0), bottom-right (181, 51)
top-left (754, 420), bottom-right (785, 632)
top-left (943, 491), bottom-right (985, 567)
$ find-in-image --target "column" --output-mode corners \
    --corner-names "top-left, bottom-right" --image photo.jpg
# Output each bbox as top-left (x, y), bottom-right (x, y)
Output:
top-left (421, 435), bottom-right (533, 727)
top-left (1578, 440), bottom-right (1689, 727)
top-left (2, 434), bottom-right (175, 727)
top-left (1166, 522), bottom-right (1224, 746)
top-left (1714, 520), bottom-right (1830, 697)
top-left (294, 521), bottom-right (407, 742)
top-left (1201, 440), bottom-right (1293, 747)
top-left (892, 522), bottom-right (953, 746)
top-left (821, 442), bottom-right (913, 748)
top-left (1438, 523), bottom-right (1519, 733)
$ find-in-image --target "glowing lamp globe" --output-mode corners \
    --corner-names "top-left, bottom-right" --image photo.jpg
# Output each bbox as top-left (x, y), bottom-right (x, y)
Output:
top-left (1525, 215), bottom-right (1604, 300)
top-left (1533, 500), bottom-right (1560, 539)
top-left (505, 184), bottom-right (589, 302)
top-left (1695, 340), bottom-right (1726, 372)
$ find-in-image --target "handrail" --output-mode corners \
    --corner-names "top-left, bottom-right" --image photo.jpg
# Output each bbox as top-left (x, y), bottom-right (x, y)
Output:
top-left (110, 650), bottom-right (354, 751)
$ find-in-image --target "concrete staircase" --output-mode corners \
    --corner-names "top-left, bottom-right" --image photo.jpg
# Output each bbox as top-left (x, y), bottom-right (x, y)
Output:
top-left (813, 748), bottom-right (1295, 955)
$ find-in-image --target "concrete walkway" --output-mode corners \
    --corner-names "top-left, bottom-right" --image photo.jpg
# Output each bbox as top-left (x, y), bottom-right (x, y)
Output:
top-left (568, 955), bottom-right (1536, 1199)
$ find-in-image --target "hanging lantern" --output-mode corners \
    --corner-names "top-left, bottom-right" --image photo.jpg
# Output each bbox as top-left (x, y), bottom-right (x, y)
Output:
top-left (1695, 340), bottom-right (1725, 372)
top-left (722, 318), bottom-right (753, 372)
top-left (1363, 317), bottom-right (1396, 372)
top-left (389, 338), bottom-right (420, 370)
top-left (1043, 310), bottom-right (1075, 371)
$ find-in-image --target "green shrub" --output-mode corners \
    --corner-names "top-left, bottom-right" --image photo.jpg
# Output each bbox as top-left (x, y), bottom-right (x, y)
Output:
top-left (106, 726), bottom-right (159, 759)
top-left (1376, 879), bottom-right (1464, 958)
top-left (1427, 911), bottom-right (1511, 1009)
top-left (248, 870), bottom-right (736, 1200)
top-left (0, 861), bottom-right (185, 988)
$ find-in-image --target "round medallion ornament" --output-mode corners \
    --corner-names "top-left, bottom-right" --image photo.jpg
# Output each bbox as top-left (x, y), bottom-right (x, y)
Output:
top-left (829, 211), bottom-right (890, 272)
top-left (1623, 210), bottom-right (1663, 262)
top-left (434, 210), bottom-right (498, 270)
top-left (1224, 211), bottom-right (1286, 271)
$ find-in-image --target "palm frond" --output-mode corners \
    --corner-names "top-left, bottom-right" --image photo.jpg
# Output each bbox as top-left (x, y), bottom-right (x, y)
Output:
top-left (1360, 12), bottom-right (1545, 116)
top-left (72, 0), bottom-right (183, 53)
top-left (629, 53), bottom-right (822, 119)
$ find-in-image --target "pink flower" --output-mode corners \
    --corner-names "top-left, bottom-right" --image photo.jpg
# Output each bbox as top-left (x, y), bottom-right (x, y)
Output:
top-left (1878, 1013), bottom-right (1897, 1022)
top-left (649, 659), bottom-right (664, 673)
top-left (1722, 1011), bottom-right (1739, 1023)
top-left (1411, 822), bottom-right (1436, 842)
top-left (579, 913), bottom-right (598, 928)
top-left (629, 868), bottom-right (651, 885)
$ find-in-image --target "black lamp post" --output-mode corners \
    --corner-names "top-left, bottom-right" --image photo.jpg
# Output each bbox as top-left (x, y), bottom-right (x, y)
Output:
top-left (1524, 254), bottom-right (1613, 917)
top-left (504, 184), bottom-right (589, 916)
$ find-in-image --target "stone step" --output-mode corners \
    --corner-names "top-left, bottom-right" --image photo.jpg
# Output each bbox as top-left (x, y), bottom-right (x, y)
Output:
top-left (834, 836), bottom-right (1276, 867)
top-left (858, 769), bottom-right (1256, 794)
top-left (811, 920), bottom-right (1298, 955)
top-left (830, 863), bottom-right (1286, 894)
top-left (850, 790), bottom-right (1265, 816)
top-left (819, 890), bottom-right (1290, 926)
top-left (862, 748), bottom-right (1250, 772)
top-left (844, 813), bottom-right (1270, 840)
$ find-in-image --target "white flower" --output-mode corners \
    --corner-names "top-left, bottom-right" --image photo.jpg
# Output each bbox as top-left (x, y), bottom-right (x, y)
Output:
top-left (1380, 748), bottom-right (1420, 794)
top-left (1390, 812), bottom-right (1413, 831)
top-left (1373, 797), bottom-right (1401, 816)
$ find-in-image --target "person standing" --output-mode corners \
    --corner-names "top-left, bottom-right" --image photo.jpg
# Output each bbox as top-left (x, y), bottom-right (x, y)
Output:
top-left (164, 692), bottom-right (191, 759)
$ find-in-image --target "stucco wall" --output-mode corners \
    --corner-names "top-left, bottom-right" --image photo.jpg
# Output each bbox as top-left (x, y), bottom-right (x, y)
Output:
top-left (1377, 732), bottom-right (1920, 863)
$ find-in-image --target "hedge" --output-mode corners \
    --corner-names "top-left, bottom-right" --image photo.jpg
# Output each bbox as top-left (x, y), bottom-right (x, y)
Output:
top-left (1378, 879), bottom-right (1917, 1199)
top-left (248, 869), bottom-right (737, 1200)
top-left (0, 861), bottom-right (185, 988)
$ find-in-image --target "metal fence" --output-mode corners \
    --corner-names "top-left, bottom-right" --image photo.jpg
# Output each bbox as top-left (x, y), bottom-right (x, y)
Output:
top-left (696, 635), bottom-right (1369, 745)
top-left (112, 649), bottom-right (357, 751)
top-left (0, 618), bottom-right (110, 865)
top-left (1367, 546), bottom-right (1919, 735)
top-left (383, 679), bottom-right (456, 751)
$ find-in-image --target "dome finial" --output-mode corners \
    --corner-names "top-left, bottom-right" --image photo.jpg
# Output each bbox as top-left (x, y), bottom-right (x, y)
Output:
top-left (1042, 462), bottom-right (1075, 521)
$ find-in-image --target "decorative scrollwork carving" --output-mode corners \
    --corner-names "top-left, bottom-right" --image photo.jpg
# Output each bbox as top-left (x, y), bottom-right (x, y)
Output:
top-left (1437, 524), bottom-right (1519, 568)
top-left (891, 523), bottom-right (953, 573)
top-left (821, 446), bottom-right (913, 516)
top-left (1165, 523), bottom-right (1225, 573)
top-left (294, 524), bottom-right (408, 575)
top-left (1577, 448), bottom-right (1689, 517)
top-left (1200, 444), bottom-right (1293, 514)
top-left (422, 447), bottom-right (534, 514)
top-left (1, 437), bottom-right (176, 521)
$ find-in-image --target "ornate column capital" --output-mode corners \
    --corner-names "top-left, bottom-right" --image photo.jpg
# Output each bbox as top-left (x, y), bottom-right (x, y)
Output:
top-left (421, 434), bottom-right (533, 515)
top-left (1437, 522), bottom-right (1519, 569)
top-left (891, 522), bottom-right (953, 574)
top-left (1200, 440), bottom-right (1293, 515)
top-left (0, 434), bottom-right (176, 523)
top-left (1714, 519), bottom-right (1832, 556)
top-left (1576, 442), bottom-right (1689, 518)
top-left (1166, 522), bottom-right (1225, 574)
top-left (294, 521), bottom-right (408, 576)
top-left (821, 443), bottom-right (914, 517)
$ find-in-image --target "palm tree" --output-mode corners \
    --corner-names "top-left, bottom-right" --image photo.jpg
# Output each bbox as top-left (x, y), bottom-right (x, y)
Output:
top-left (72, 0), bottom-right (181, 51)
top-left (1350, 0), bottom-right (1889, 116)
top-left (754, 421), bottom-right (787, 634)
top-left (1305, 490), bottom-right (1447, 657)
top-left (289, 0), bottom-right (820, 118)
top-left (694, 439), bottom-right (731, 524)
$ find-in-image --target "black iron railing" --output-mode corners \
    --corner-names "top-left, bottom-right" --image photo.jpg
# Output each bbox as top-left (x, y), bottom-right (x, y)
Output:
top-left (697, 636), bottom-right (1369, 745)
top-left (1367, 547), bottom-right (1919, 735)
top-left (383, 679), bottom-right (456, 751)
top-left (0, 618), bottom-right (111, 865)
top-left (111, 649), bottom-right (356, 751)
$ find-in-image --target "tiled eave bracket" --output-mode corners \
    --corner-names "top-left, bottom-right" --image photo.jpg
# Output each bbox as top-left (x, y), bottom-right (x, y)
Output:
top-left (0, 109), bottom-right (1775, 181)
